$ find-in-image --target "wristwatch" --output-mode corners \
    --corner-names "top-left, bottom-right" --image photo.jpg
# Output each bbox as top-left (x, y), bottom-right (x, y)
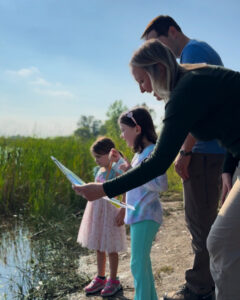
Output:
top-left (180, 150), bottom-right (192, 156)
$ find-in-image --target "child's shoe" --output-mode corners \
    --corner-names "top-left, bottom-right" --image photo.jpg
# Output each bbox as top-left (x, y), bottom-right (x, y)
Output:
top-left (84, 276), bottom-right (106, 294)
top-left (100, 277), bottom-right (122, 297)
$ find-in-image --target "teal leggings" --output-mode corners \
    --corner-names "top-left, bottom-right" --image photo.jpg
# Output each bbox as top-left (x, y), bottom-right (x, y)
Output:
top-left (130, 220), bottom-right (160, 300)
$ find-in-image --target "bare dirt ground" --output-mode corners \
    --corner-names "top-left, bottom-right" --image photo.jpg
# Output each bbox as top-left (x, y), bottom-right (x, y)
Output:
top-left (68, 193), bottom-right (193, 300)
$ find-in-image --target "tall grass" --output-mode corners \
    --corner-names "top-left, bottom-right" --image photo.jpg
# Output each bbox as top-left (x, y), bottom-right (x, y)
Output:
top-left (0, 136), bottom-right (95, 215)
top-left (0, 135), bottom-right (182, 216)
top-left (166, 163), bottom-right (182, 193)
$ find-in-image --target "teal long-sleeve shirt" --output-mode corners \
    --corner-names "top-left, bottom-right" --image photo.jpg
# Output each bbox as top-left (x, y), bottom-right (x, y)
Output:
top-left (103, 65), bottom-right (240, 198)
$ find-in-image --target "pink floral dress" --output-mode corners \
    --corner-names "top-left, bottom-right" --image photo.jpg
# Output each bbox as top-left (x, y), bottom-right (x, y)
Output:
top-left (77, 167), bottom-right (127, 253)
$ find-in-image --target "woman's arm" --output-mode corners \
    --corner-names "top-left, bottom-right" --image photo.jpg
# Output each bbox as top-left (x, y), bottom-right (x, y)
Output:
top-left (73, 77), bottom-right (212, 201)
top-left (223, 151), bottom-right (239, 177)
top-left (221, 173), bottom-right (232, 206)
top-left (220, 152), bottom-right (239, 206)
top-left (73, 116), bottom-right (185, 201)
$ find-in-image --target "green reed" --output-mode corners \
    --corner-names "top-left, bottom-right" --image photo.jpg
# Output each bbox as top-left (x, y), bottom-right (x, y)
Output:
top-left (166, 163), bottom-right (182, 193)
top-left (0, 135), bottom-right (182, 216)
top-left (0, 136), bottom-right (95, 216)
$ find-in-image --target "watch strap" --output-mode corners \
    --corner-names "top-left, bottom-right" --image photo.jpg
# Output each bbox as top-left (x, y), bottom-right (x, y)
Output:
top-left (180, 150), bottom-right (192, 156)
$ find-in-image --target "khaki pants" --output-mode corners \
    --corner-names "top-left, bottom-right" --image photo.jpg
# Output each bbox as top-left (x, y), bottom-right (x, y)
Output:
top-left (183, 153), bottom-right (224, 295)
top-left (207, 177), bottom-right (240, 300)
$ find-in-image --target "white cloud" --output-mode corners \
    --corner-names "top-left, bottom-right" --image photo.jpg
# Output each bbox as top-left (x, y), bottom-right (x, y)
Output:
top-left (35, 88), bottom-right (75, 99)
top-left (30, 77), bottom-right (51, 86)
top-left (6, 66), bottom-right (39, 78)
top-left (5, 66), bottom-right (75, 99)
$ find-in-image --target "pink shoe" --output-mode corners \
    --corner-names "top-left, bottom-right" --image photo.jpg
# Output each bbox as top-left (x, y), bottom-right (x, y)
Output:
top-left (100, 278), bottom-right (122, 297)
top-left (84, 276), bottom-right (107, 294)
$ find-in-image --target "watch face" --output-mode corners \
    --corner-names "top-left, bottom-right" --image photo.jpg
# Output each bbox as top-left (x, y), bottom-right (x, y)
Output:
top-left (180, 150), bottom-right (192, 156)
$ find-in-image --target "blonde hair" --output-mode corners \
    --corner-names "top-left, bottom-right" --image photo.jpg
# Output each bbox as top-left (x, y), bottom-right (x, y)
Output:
top-left (130, 39), bottom-right (186, 100)
top-left (181, 63), bottom-right (207, 70)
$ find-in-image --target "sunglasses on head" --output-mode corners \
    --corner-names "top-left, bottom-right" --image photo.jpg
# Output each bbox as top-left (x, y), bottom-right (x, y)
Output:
top-left (126, 111), bottom-right (138, 126)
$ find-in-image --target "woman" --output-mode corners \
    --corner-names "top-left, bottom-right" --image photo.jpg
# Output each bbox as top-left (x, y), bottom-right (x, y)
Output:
top-left (74, 39), bottom-right (240, 300)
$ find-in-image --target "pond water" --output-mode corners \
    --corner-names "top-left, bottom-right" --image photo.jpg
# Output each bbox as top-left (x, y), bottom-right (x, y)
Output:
top-left (0, 217), bottom-right (39, 299)
top-left (0, 214), bottom-right (87, 299)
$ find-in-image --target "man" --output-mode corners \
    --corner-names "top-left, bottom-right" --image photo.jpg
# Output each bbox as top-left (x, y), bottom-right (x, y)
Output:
top-left (141, 16), bottom-right (225, 300)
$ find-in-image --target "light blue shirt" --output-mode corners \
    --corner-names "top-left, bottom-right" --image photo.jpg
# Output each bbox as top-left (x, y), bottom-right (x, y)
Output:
top-left (124, 144), bottom-right (168, 225)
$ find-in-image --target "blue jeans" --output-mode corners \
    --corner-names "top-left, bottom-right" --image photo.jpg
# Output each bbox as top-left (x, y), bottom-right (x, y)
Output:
top-left (130, 220), bottom-right (160, 300)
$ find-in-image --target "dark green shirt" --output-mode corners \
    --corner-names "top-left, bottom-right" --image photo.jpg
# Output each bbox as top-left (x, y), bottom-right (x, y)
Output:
top-left (104, 65), bottom-right (240, 198)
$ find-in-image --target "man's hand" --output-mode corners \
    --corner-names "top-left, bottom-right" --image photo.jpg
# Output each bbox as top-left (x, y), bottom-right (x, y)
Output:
top-left (220, 173), bottom-right (232, 206)
top-left (174, 153), bottom-right (191, 181)
top-left (72, 182), bottom-right (105, 201)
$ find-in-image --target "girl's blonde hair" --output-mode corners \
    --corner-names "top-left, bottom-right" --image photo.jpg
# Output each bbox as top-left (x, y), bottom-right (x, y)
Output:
top-left (130, 39), bottom-right (185, 100)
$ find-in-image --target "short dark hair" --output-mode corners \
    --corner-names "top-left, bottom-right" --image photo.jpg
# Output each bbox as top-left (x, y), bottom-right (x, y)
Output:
top-left (119, 107), bottom-right (157, 153)
top-left (141, 15), bottom-right (182, 39)
top-left (90, 137), bottom-right (115, 155)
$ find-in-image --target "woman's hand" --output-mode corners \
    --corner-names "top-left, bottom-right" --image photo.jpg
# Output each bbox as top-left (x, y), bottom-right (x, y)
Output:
top-left (109, 148), bottom-right (121, 162)
top-left (174, 153), bottom-right (191, 181)
top-left (72, 182), bottom-right (105, 201)
top-left (115, 208), bottom-right (125, 226)
top-left (220, 173), bottom-right (232, 206)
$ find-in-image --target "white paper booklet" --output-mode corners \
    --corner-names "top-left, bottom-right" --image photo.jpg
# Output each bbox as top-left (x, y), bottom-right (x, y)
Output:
top-left (51, 156), bottom-right (135, 211)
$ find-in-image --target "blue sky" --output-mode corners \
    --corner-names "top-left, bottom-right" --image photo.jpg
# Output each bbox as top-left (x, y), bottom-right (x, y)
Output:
top-left (0, 0), bottom-right (239, 137)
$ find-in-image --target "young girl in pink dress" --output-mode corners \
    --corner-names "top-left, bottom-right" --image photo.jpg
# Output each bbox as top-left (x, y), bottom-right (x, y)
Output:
top-left (77, 137), bottom-right (127, 297)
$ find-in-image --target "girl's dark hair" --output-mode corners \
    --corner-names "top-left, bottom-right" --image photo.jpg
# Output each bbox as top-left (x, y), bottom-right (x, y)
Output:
top-left (90, 137), bottom-right (115, 155)
top-left (119, 107), bottom-right (157, 153)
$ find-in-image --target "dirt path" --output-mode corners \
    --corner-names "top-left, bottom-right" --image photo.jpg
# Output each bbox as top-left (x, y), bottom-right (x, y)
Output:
top-left (68, 195), bottom-right (193, 300)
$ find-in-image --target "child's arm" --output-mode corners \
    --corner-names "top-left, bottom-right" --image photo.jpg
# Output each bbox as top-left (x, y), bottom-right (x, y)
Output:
top-left (109, 148), bottom-right (131, 173)
top-left (115, 207), bottom-right (125, 226)
top-left (118, 158), bottom-right (131, 172)
top-left (115, 194), bottom-right (126, 226)
top-left (109, 148), bottom-right (121, 162)
top-left (108, 152), bottom-right (126, 225)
